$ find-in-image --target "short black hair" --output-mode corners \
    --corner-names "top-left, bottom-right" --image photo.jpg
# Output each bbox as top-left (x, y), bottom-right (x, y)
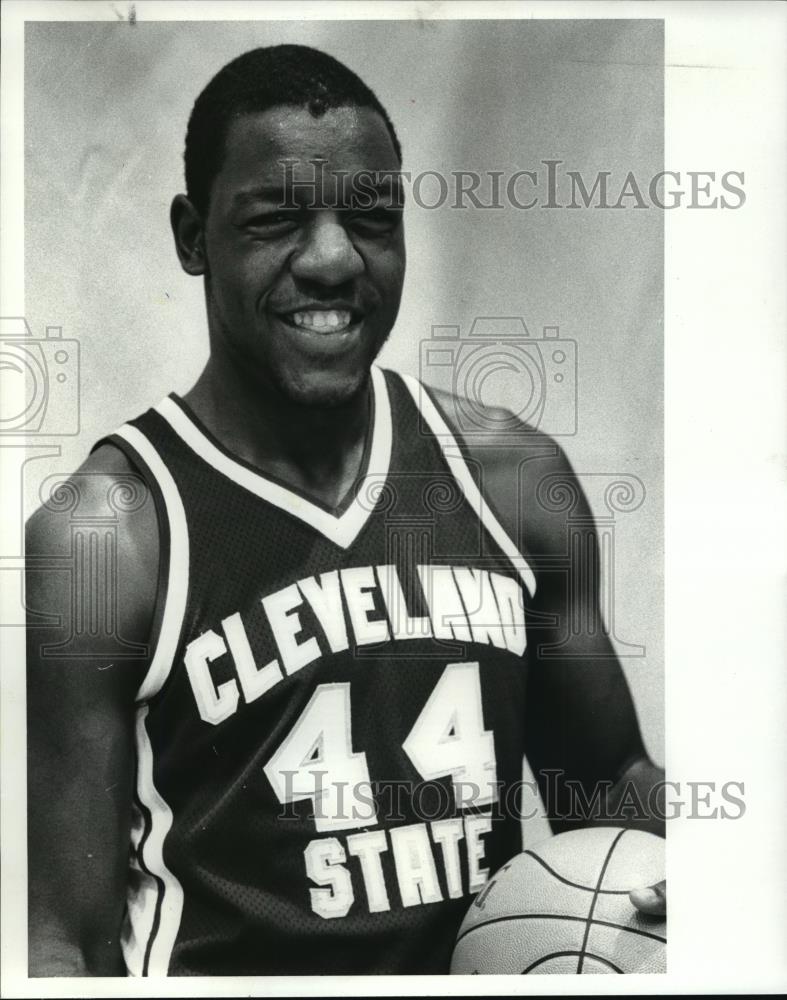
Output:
top-left (184, 44), bottom-right (402, 217)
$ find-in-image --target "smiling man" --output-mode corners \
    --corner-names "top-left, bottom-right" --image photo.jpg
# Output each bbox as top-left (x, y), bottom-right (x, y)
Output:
top-left (26, 45), bottom-right (665, 977)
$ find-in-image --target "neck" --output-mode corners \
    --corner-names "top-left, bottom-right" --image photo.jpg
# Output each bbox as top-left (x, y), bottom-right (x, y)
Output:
top-left (182, 353), bottom-right (375, 509)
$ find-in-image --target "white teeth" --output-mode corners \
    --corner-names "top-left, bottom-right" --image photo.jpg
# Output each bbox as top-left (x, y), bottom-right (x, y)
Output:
top-left (290, 310), bottom-right (353, 331)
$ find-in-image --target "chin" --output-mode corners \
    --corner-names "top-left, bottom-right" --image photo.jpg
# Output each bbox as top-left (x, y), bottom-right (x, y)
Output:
top-left (276, 365), bottom-right (371, 410)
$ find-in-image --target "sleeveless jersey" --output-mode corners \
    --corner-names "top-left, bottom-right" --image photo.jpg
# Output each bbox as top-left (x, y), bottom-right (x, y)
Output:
top-left (101, 366), bottom-right (538, 976)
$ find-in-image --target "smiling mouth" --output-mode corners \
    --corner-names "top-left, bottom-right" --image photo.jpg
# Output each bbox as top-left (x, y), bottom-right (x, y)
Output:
top-left (279, 308), bottom-right (361, 334)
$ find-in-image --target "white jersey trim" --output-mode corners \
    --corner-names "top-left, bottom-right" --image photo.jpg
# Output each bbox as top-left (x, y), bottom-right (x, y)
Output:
top-left (153, 365), bottom-right (392, 551)
top-left (112, 422), bottom-right (188, 975)
top-left (400, 374), bottom-right (537, 599)
top-left (113, 423), bottom-right (190, 704)
top-left (121, 704), bottom-right (184, 977)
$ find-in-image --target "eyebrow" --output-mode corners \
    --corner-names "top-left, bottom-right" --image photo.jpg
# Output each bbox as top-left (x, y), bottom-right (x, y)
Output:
top-left (231, 186), bottom-right (287, 208)
top-left (230, 175), bottom-right (407, 212)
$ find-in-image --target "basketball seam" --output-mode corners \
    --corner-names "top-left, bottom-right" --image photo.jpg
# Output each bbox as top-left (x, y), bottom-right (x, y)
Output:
top-left (578, 828), bottom-right (628, 973)
top-left (523, 850), bottom-right (632, 894)
top-left (522, 950), bottom-right (624, 975)
top-left (454, 911), bottom-right (667, 946)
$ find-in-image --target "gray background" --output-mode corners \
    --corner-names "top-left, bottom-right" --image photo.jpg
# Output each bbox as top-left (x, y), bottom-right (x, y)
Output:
top-left (23, 19), bottom-right (663, 764)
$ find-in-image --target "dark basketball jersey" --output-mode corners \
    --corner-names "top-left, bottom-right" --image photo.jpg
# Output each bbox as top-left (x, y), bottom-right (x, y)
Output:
top-left (99, 366), bottom-right (538, 976)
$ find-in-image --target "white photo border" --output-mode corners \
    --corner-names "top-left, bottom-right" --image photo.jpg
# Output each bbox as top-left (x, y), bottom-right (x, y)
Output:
top-left (2, 1), bottom-right (785, 996)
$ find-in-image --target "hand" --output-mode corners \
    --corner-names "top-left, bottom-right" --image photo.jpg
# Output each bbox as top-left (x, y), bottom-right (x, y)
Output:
top-left (629, 879), bottom-right (666, 917)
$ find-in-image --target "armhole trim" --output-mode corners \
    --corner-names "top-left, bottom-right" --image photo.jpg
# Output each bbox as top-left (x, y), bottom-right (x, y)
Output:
top-left (122, 703), bottom-right (184, 976)
top-left (400, 374), bottom-right (537, 599)
top-left (112, 423), bottom-right (190, 703)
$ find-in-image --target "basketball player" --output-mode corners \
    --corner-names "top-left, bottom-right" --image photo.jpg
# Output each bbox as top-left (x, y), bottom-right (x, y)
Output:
top-left (26, 46), bottom-right (666, 976)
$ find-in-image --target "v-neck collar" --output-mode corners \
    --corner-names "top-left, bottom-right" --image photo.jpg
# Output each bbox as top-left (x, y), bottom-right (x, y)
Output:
top-left (154, 365), bottom-right (392, 550)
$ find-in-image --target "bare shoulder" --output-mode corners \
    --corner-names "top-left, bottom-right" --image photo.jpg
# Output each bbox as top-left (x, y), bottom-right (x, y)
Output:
top-left (425, 385), bottom-right (590, 557)
top-left (426, 385), bottom-right (563, 453)
top-left (26, 441), bottom-right (161, 672)
top-left (26, 444), bottom-right (157, 974)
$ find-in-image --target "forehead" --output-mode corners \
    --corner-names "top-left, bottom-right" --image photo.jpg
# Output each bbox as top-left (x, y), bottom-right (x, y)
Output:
top-left (217, 105), bottom-right (400, 190)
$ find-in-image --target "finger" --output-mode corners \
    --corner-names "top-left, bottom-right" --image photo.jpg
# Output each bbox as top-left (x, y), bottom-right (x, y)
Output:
top-left (629, 878), bottom-right (666, 916)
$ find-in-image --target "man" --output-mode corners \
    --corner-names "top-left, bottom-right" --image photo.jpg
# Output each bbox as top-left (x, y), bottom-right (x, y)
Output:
top-left (26, 45), bottom-right (665, 976)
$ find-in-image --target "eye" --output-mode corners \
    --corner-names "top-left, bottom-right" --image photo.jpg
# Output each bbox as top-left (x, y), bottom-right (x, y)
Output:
top-left (243, 212), bottom-right (300, 237)
top-left (347, 208), bottom-right (402, 236)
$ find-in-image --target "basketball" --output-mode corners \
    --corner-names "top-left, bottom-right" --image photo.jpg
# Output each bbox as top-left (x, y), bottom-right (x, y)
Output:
top-left (450, 827), bottom-right (666, 975)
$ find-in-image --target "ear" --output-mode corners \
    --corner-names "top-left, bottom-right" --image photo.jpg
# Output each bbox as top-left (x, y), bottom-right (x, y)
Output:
top-left (170, 194), bottom-right (207, 276)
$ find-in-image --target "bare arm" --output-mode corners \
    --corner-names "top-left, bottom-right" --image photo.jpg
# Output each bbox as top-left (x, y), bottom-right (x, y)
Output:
top-left (26, 444), bottom-right (159, 975)
top-left (430, 389), bottom-right (664, 836)
top-left (513, 441), bottom-right (664, 837)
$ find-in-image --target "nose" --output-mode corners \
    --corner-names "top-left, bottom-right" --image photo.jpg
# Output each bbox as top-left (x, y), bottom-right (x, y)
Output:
top-left (290, 214), bottom-right (364, 286)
